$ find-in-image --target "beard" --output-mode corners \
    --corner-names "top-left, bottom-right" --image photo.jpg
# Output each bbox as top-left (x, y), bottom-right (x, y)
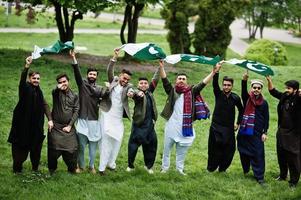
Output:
top-left (88, 77), bottom-right (96, 84)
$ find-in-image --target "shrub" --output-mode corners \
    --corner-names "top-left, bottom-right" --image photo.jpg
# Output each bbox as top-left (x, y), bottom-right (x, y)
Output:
top-left (245, 39), bottom-right (288, 66)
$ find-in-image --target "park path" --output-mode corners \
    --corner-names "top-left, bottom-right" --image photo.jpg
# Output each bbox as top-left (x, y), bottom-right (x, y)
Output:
top-left (1, 12), bottom-right (301, 55)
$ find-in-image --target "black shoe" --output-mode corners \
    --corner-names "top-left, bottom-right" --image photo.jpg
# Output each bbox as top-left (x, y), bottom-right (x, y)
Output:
top-left (275, 176), bottom-right (286, 181)
top-left (257, 179), bottom-right (265, 185)
top-left (289, 183), bottom-right (297, 188)
top-left (98, 171), bottom-right (105, 176)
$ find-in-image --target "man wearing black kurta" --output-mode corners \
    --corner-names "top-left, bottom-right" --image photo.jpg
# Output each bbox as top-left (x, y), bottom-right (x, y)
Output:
top-left (266, 76), bottom-right (301, 187)
top-left (127, 64), bottom-right (160, 174)
top-left (48, 73), bottom-right (79, 174)
top-left (8, 56), bottom-right (52, 173)
top-left (237, 73), bottom-right (269, 184)
top-left (207, 73), bottom-right (243, 172)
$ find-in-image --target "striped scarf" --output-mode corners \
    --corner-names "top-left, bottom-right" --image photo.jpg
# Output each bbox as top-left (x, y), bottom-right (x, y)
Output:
top-left (175, 84), bottom-right (210, 137)
top-left (239, 92), bottom-right (264, 135)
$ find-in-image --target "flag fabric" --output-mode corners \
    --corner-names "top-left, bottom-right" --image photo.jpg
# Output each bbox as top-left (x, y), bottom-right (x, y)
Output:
top-left (32, 40), bottom-right (74, 59)
top-left (225, 58), bottom-right (274, 76)
top-left (120, 43), bottom-right (166, 60)
top-left (165, 54), bottom-right (221, 66)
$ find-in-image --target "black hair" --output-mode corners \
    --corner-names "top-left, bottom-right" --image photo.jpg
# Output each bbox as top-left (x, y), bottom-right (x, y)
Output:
top-left (56, 73), bottom-right (69, 82)
top-left (285, 80), bottom-right (299, 90)
top-left (87, 67), bottom-right (98, 75)
top-left (223, 76), bottom-right (234, 84)
top-left (138, 77), bottom-right (148, 82)
top-left (28, 71), bottom-right (40, 78)
top-left (121, 69), bottom-right (132, 76)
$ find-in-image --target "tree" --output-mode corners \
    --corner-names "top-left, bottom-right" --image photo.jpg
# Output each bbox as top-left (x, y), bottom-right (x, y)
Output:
top-left (23, 0), bottom-right (113, 42)
top-left (287, 0), bottom-right (301, 34)
top-left (120, 0), bottom-right (158, 45)
top-left (161, 0), bottom-right (198, 54)
top-left (193, 0), bottom-right (246, 58)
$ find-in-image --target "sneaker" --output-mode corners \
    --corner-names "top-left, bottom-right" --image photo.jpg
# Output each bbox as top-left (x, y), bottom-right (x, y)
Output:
top-left (177, 170), bottom-right (187, 176)
top-left (275, 176), bottom-right (286, 181)
top-left (160, 169), bottom-right (168, 174)
top-left (144, 166), bottom-right (154, 174)
top-left (98, 171), bottom-right (105, 176)
top-left (257, 179), bottom-right (265, 185)
top-left (289, 183), bottom-right (297, 188)
top-left (89, 167), bottom-right (96, 174)
top-left (107, 167), bottom-right (116, 171)
top-left (126, 167), bottom-right (134, 172)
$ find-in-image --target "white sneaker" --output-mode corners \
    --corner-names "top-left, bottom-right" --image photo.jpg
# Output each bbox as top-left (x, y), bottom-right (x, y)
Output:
top-left (177, 170), bottom-right (187, 176)
top-left (144, 166), bottom-right (154, 174)
top-left (160, 169), bottom-right (168, 174)
top-left (126, 167), bottom-right (134, 172)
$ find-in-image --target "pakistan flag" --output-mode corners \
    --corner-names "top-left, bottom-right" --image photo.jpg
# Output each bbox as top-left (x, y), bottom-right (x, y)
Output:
top-left (120, 43), bottom-right (166, 60)
top-left (32, 40), bottom-right (74, 59)
top-left (225, 59), bottom-right (274, 76)
top-left (165, 54), bottom-right (221, 66)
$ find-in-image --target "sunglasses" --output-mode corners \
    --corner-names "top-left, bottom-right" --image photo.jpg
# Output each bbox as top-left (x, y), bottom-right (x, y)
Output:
top-left (252, 86), bottom-right (262, 90)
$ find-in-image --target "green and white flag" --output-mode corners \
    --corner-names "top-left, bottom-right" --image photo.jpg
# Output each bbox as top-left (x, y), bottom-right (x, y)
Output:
top-left (165, 54), bottom-right (221, 66)
top-left (225, 58), bottom-right (274, 76)
top-left (32, 40), bottom-right (74, 59)
top-left (120, 43), bottom-right (166, 60)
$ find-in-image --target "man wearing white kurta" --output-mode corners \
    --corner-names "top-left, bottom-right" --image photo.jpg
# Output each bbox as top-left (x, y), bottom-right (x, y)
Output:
top-left (159, 62), bottom-right (221, 175)
top-left (98, 49), bottom-right (133, 175)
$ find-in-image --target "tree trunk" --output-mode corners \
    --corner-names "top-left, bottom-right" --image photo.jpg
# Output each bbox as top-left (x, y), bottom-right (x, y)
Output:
top-left (120, 5), bottom-right (131, 45)
top-left (131, 3), bottom-right (144, 43)
top-left (70, 11), bottom-right (83, 41)
top-left (53, 2), bottom-right (66, 42)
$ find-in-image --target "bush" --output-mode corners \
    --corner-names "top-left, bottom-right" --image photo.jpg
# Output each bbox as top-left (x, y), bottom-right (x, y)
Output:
top-left (245, 39), bottom-right (288, 66)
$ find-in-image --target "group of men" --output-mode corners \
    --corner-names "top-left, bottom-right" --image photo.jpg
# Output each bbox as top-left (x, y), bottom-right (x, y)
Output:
top-left (8, 49), bottom-right (301, 187)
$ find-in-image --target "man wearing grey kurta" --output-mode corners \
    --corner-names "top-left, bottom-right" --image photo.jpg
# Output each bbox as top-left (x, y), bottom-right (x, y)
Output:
top-left (98, 49), bottom-right (133, 175)
top-left (70, 51), bottom-right (109, 173)
top-left (160, 62), bottom-right (221, 175)
top-left (48, 73), bottom-right (79, 174)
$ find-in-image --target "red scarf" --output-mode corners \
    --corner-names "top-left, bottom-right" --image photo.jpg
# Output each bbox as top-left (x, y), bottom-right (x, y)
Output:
top-left (239, 92), bottom-right (264, 135)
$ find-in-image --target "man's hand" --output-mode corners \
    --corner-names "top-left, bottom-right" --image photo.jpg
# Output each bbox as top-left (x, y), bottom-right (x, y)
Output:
top-left (48, 120), bottom-right (54, 132)
top-left (261, 133), bottom-right (268, 142)
top-left (63, 125), bottom-right (72, 133)
top-left (113, 48), bottom-right (120, 60)
top-left (234, 124), bottom-right (239, 131)
top-left (213, 61), bottom-right (223, 73)
top-left (127, 88), bottom-right (134, 98)
top-left (242, 71), bottom-right (249, 81)
top-left (137, 91), bottom-right (144, 97)
top-left (69, 49), bottom-right (77, 64)
top-left (159, 59), bottom-right (164, 68)
top-left (266, 75), bottom-right (272, 82)
top-left (25, 56), bottom-right (32, 68)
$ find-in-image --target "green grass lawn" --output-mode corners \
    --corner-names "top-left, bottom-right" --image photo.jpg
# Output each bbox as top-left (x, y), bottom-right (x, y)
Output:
top-left (1, 44), bottom-right (301, 199)
top-left (0, 7), bottom-right (163, 30)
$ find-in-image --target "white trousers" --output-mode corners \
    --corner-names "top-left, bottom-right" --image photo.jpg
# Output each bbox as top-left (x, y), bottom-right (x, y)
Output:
top-left (98, 133), bottom-right (122, 172)
top-left (161, 136), bottom-right (190, 173)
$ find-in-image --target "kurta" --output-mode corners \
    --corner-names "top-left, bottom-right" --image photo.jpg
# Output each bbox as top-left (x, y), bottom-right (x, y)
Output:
top-left (165, 94), bottom-right (195, 146)
top-left (8, 68), bottom-right (51, 149)
top-left (48, 88), bottom-right (79, 153)
top-left (101, 84), bottom-right (124, 141)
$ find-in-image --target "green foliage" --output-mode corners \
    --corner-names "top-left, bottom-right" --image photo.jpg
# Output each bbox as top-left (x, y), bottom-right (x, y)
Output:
top-left (193, 0), bottom-right (246, 59)
top-left (245, 39), bottom-right (288, 66)
top-left (161, 0), bottom-right (197, 54)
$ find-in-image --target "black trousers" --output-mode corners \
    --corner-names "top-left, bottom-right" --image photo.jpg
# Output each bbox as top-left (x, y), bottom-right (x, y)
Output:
top-left (277, 143), bottom-right (300, 184)
top-left (128, 133), bottom-right (157, 169)
top-left (207, 128), bottom-right (235, 172)
top-left (48, 148), bottom-right (77, 173)
top-left (239, 152), bottom-right (265, 181)
top-left (12, 142), bottom-right (43, 173)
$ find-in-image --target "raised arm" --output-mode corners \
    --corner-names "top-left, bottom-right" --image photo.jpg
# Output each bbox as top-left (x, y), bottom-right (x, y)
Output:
top-left (241, 72), bottom-right (249, 106)
top-left (149, 61), bottom-right (162, 93)
top-left (19, 57), bottom-right (31, 92)
top-left (193, 62), bottom-right (222, 94)
top-left (159, 61), bottom-right (173, 94)
top-left (107, 48), bottom-right (119, 83)
top-left (266, 76), bottom-right (282, 100)
top-left (212, 72), bottom-right (221, 97)
top-left (70, 50), bottom-right (83, 86)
